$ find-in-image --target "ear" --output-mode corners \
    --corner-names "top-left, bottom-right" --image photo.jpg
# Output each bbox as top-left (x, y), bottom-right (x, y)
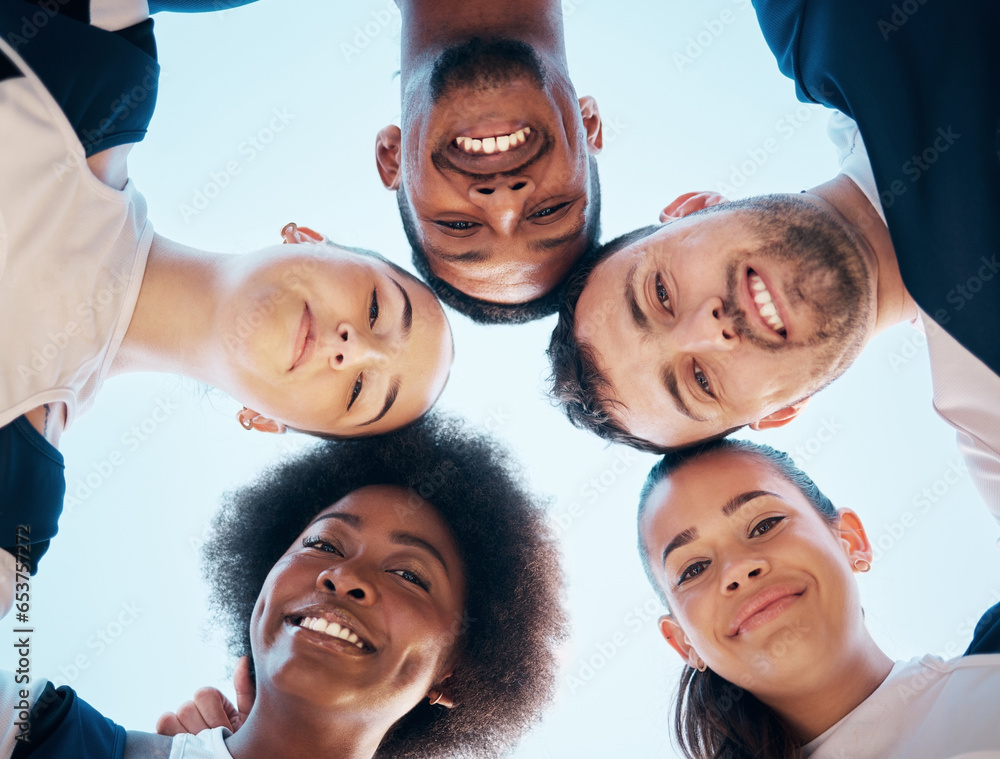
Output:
top-left (748, 398), bottom-right (810, 431)
top-left (236, 408), bottom-right (287, 435)
top-left (659, 191), bottom-right (729, 222)
top-left (836, 508), bottom-right (873, 569)
top-left (578, 96), bottom-right (603, 154)
top-left (659, 614), bottom-right (697, 664)
top-left (281, 223), bottom-right (325, 245)
top-left (375, 125), bottom-right (403, 191)
top-left (427, 675), bottom-right (456, 709)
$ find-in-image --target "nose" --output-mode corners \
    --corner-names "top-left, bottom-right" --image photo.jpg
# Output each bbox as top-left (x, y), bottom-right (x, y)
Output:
top-left (316, 560), bottom-right (377, 605)
top-left (720, 554), bottom-right (769, 593)
top-left (329, 323), bottom-right (388, 371)
top-left (673, 296), bottom-right (738, 352)
top-left (468, 176), bottom-right (536, 235)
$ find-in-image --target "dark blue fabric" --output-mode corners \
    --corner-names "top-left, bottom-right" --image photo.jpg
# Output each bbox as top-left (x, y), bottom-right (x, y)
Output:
top-left (965, 600), bottom-right (1000, 656)
top-left (752, 0), bottom-right (1000, 379)
top-left (0, 418), bottom-right (65, 575)
top-left (0, 0), bottom-right (159, 155)
top-left (11, 683), bottom-right (126, 759)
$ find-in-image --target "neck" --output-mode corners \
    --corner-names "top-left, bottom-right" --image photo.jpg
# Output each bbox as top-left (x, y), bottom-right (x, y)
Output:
top-left (806, 175), bottom-right (917, 337)
top-left (112, 233), bottom-right (228, 387)
top-left (762, 632), bottom-right (893, 743)
top-left (224, 690), bottom-right (390, 759)
top-left (398, 0), bottom-right (567, 87)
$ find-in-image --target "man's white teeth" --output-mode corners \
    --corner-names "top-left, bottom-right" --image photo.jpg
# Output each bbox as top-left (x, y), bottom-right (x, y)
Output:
top-left (299, 616), bottom-right (364, 649)
top-left (455, 127), bottom-right (530, 154)
top-left (748, 272), bottom-right (786, 334)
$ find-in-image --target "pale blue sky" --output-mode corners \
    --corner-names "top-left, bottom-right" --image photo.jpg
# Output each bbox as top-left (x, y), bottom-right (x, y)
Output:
top-left (7, 1), bottom-right (1000, 756)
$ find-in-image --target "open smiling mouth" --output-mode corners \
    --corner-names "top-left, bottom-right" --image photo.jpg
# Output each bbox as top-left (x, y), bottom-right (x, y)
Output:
top-left (453, 126), bottom-right (531, 155)
top-left (748, 269), bottom-right (787, 337)
top-left (289, 615), bottom-right (375, 652)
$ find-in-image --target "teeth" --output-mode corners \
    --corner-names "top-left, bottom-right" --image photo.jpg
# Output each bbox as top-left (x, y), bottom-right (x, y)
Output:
top-left (748, 272), bottom-right (786, 335)
top-left (454, 127), bottom-right (530, 154)
top-left (299, 617), bottom-right (366, 649)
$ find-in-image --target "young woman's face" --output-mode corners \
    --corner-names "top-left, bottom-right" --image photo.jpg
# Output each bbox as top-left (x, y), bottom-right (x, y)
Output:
top-left (639, 451), bottom-right (867, 699)
top-left (251, 485), bottom-right (467, 719)
top-left (220, 243), bottom-right (453, 436)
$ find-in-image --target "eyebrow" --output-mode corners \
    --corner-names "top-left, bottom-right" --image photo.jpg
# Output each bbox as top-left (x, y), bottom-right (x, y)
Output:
top-left (529, 218), bottom-right (587, 252)
top-left (307, 513), bottom-right (451, 576)
top-left (660, 490), bottom-right (780, 565)
top-left (390, 277), bottom-right (412, 337)
top-left (625, 260), bottom-right (650, 331)
top-left (424, 243), bottom-right (490, 264)
top-left (661, 366), bottom-right (709, 423)
top-left (360, 376), bottom-right (400, 427)
top-left (425, 214), bottom-right (587, 263)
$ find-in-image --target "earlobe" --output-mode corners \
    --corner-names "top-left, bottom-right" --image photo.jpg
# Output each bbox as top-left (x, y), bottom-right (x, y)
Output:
top-left (836, 508), bottom-right (874, 570)
top-left (749, 398), bottom-right (811, 431)
top-left (375, 125), bottom-right (403, 190)
top-left (236, 408), bottom-right (287, 435)
top-left (659, 615), bottom-right (692, 661)
top-left (427, 681), bottom-right (456, 709)
top-left (578, 96), bottom-right (603, 154)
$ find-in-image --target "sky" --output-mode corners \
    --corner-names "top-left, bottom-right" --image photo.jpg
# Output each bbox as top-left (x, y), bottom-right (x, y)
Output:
top-left (5, 1), bottom-right (1000, 757)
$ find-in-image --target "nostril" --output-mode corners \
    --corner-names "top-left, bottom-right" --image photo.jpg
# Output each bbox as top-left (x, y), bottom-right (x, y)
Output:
top-left (749, 568), bottom-right (761, 577)
top-left (510, 181), bottom-right (526, 190)
top-left (476, 187), bottom-right (494, 195)
top-left (323, 578), bottom-right (335, 591)
top-left (347, 588), bottom-right (365, 600)
top-left (727, 581), bottom-right (739, 591)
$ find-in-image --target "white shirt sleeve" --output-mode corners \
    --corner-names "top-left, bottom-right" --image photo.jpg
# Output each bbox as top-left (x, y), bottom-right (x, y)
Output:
top-left (0, 550), bottom-right (15, 621)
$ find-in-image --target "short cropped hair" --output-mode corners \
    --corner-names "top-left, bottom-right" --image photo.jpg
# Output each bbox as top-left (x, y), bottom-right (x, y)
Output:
top-left (636, 437), bottom-right (837, 605)
top-left (203, 414), bottom-right (566, 759)
top-left (400, 156), bottom-right (602, 325)
top-left (546, 224), bottom-right (663, 451)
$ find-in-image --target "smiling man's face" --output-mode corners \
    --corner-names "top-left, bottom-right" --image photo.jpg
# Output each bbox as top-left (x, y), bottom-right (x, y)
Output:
top-left (377, 38), bottom-right (602, 307)
top-left (571, 196), bottom-right (875, 449)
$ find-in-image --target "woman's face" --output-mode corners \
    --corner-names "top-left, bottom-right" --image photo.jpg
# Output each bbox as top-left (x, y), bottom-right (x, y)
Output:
top-left (219, 242), bottom-right (453, 436)
top-left (250, 485), bottom-right (467, 718)
top-left (639, 451), bottom-right (870, 699)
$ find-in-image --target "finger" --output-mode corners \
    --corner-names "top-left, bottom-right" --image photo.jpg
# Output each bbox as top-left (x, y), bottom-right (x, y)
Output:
top-left (233, 656), bottom-right (256, 728)
top-left (173, 700), bottom-right (213, 733)
top-left (155, 712), bottom-right (186, 737)
top-left (192, 687), bottom-right (237, 731)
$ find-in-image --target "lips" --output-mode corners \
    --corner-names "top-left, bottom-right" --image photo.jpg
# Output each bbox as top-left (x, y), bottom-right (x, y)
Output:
top-left (444, 124), bottom-right (542, 173)
top-left (290, 304), bottom-right (316, 371)
top-left (729, 584), bottom-right (805, 636)
top-left (287, 607), bottom-right (376, 653)
top-left (745, 269), bottom-right (788, 339)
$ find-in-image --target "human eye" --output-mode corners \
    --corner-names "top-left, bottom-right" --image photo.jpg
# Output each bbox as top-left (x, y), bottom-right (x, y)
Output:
top-left (530, 201), bottom-right (570, 219)
top-left (655, 274), bottom-right (672, 312)
top-left (302, 536), bottom-right (344, 555)
top-left (749, 516), bottom-right (785, 538)
top-left (368, 288), bottom-right (379, 328)
top-left (678, 560), bottom-right (709, 585)
top-left (390, 568), bottom-right (430, 591)
top-left (347, 374), bottom-right (363, 410)
top-left (693, 361), bottom-right (713, 397)
top-left (435, 220), bottom-right (478, 231)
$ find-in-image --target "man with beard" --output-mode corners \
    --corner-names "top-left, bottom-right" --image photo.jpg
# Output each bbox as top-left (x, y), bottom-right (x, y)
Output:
top-left (546, 111), bottom-right (1000, 520)
top-left (374, 0), bottom-right (603, 324)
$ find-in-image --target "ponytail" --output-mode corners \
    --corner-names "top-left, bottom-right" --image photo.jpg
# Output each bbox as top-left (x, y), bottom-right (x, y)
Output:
top-left (674, 666), bottom-right (801, 759)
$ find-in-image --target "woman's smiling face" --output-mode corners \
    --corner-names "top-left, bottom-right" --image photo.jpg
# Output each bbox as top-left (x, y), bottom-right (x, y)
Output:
top-left (639, 450), bottom-right (870, 699)
top-left (250, 485), bottom-right (467, 718)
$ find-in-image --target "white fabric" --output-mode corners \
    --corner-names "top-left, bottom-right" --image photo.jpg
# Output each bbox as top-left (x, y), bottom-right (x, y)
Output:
top-left (803, 654), bottom-right (1000, 758)
top-left (0, 36), bottom-right (153, 432)
top-left (89, 0), bottom-right (150, 32)
top-left (829, 112), bottom-right (1000, 528)
top-left (0, 550), bottom-right (14, 620)
top-left (0, 670), bottom-right (49, 758)
top-left (169, 727), bottom-right (234, 759)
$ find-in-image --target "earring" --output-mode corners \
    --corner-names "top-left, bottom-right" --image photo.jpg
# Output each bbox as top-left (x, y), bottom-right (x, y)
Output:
top-left (281, 222), bottom-right (297, 242)
top-left (428, 690), bottom-right (443, 706)
top-left (854, 558), bottom-right (871, 573)
top-left (238, 407), bottom-right (255, 431)
top-left (696, 658), bottom-right (707, 673)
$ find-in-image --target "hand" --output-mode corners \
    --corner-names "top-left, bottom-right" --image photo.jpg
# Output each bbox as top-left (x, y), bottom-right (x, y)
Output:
top-left (155, 657), bottom-right (255, 736)
top-left (659, 191), bottom-right (729, 222)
